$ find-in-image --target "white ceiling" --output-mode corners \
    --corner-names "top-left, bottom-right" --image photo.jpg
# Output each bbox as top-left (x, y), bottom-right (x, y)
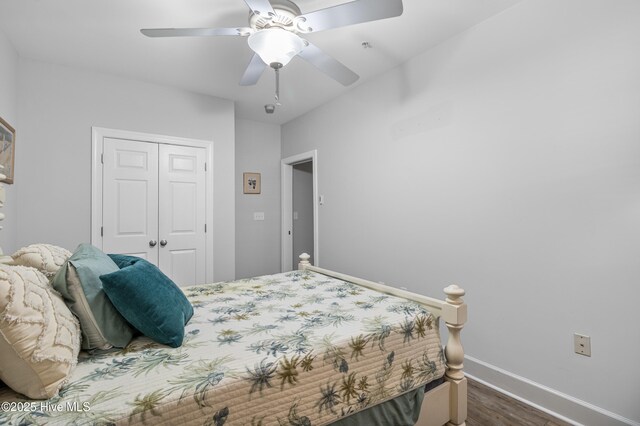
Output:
top-left (0, 0), bottom-right (521, 124)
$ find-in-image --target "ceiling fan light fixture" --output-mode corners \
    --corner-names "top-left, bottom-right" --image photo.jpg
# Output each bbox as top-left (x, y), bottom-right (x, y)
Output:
top-left (248, 28), bottom-right (304, 67)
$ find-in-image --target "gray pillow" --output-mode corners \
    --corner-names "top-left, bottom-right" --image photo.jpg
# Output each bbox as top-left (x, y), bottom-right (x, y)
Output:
top-left (52, 244), bottom-right (134, 350)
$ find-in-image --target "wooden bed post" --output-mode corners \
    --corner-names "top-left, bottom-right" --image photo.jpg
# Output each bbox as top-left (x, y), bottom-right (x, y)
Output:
top-left (298, 252), bottom-right (311, 270)
top-left (443, 285), bottom-right (468, 426)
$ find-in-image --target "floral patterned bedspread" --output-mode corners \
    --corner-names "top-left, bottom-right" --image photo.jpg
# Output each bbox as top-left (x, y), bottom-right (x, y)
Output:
top-left (0, 270), bottom-right (445, 425)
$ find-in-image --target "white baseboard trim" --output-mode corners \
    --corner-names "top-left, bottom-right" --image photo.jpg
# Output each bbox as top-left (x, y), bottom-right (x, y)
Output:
top-left (464, 355), bottom-right (638, 426)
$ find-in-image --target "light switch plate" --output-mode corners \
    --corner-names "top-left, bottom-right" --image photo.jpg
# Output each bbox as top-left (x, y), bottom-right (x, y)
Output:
top-left (253, 212), bottom-right (265, 221)
top-left (293, 211), bottom-right (299, 220)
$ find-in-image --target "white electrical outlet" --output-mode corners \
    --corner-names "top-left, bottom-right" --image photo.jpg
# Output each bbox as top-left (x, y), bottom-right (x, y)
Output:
top-left (574, 334), bottom-right (591, 357)
top-left (253, 212), bottom-right (265, 221)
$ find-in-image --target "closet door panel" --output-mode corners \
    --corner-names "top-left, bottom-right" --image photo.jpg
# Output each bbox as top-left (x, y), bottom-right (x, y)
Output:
top-left (102, 138), bottom-right (159, 265)
top-left (158, 145), bottom-right (206, 286)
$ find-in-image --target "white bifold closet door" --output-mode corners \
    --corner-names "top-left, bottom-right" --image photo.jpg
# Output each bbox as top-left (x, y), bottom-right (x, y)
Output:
top-left (102, 137), bottom-right (206, 286)
top-left (157, 144), bottom-right (206, 286)
top-left (102, 139), bottom-right (159, 264)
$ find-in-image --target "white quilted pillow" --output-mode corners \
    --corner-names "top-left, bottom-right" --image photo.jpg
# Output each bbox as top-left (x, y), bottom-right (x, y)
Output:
top-left (11, 244), bottom-right (72, 278)
top-left (0, 264), bottom-right (81, 399)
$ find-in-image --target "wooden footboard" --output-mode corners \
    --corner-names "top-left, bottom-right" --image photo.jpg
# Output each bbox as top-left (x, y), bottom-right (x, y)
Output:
top-left (298, 253), bottom-right (467, 426)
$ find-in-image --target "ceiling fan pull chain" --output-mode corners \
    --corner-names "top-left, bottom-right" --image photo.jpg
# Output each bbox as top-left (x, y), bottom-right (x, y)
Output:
top-left (274, 64), bottom-right (282, 106)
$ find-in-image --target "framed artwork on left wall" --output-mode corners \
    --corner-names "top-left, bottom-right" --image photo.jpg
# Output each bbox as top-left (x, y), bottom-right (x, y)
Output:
top-left (0, 117), bottom-right (15, 184)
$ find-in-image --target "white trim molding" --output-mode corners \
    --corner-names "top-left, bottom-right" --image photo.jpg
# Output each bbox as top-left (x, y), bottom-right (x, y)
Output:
top-left (281, 150), bottom-right (319, 272)
top-left (465, 355), bottom-right (639, 426)
top-left (91, 126), bottom-right (215, 282)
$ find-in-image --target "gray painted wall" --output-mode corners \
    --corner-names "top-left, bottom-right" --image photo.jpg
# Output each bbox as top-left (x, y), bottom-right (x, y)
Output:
top-left (283, 0), bottom-right (640, 422)
top-left (235, 119), bottom-right (281, 279)
top-left (292, 161), bottom-right (313, 265)
top-left (16, 58), bottom-right (236, 281)
top-left (0, 30), bottom-right (18, 253)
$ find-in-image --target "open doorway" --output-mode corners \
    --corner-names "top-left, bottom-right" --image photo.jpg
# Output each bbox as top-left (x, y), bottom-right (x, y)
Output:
top-left (281, 150), bottom-right (318, 272)
top-left (292, 161), bottom-right (314, 266)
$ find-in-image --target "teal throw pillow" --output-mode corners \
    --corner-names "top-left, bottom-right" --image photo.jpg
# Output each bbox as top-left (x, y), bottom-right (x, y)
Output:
top-left (108, 253), bottom-right (140, 269)
top-left (52, 244), bottom-right (134, 349)
top-left (100, 256), bottom-right (193, 348)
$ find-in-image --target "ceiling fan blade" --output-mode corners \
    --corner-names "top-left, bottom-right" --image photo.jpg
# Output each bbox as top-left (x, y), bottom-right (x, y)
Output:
top-left (242, 0), bottom-right (275, 16)
top-left (297, 42), bottom-right (359, 86)
top-left (141, 27), bottom-right (252, 37)
top-left (240, 53), bottom-right (268, 86)
top-left (297, 0), bottom-right (403, 33)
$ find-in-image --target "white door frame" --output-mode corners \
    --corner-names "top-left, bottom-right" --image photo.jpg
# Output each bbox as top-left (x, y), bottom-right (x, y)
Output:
top-left (281, 150), bottom-right (319, 272)
top-left (91, 126), bottom-right (215, 282)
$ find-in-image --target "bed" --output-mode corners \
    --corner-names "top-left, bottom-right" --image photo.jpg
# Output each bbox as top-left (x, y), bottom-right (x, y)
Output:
top-left (0, 253), bottom-right (467, 426)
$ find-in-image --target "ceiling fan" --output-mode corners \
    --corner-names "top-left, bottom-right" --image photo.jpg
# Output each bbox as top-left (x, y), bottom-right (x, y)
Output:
top-left (141, 0), bottom-right (404, 98)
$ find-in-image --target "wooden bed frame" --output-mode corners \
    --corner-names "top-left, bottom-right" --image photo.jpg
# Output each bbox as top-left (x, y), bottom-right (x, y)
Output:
top-left (298, 253), bottom-right (467, 426)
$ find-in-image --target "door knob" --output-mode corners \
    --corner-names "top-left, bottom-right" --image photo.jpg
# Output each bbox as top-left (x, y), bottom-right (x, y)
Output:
top-left (149, 240), bottom-right (157, 247)
top-left (160, 239), bottom-right (168, 247)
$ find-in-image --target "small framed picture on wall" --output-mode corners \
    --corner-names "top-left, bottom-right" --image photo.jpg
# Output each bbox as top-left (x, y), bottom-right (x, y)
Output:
top-left (243, 172), bottom-right (261, 194)
top-left (0, 117), bottom-right (15, 184)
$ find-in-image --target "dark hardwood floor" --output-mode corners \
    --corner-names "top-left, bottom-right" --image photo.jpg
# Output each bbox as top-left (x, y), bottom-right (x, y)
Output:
top-left (467, 378), bottom-right (572, 426)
